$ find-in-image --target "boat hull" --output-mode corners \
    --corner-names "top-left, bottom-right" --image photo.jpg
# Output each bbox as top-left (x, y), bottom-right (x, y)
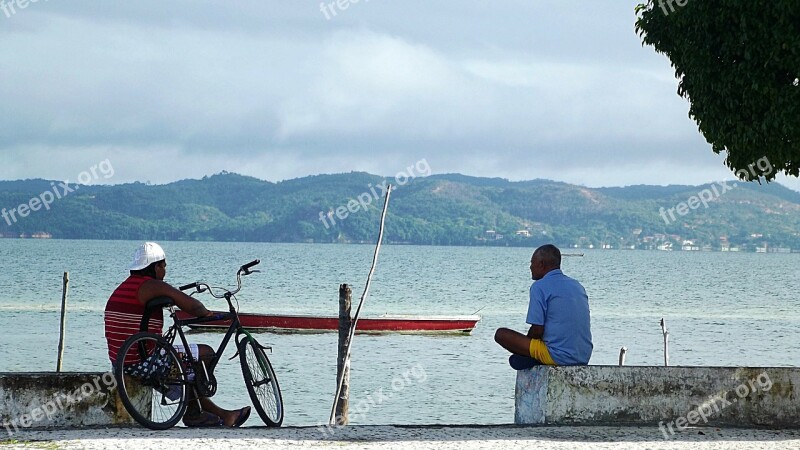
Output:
top-left (176, 311), bottom-right (480, 335)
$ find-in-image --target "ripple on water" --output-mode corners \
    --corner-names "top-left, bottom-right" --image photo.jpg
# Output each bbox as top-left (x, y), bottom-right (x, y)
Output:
top-left (0, 241), bottom-right (798, 425)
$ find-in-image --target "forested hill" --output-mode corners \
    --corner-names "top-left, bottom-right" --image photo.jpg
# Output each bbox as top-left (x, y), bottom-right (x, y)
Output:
top-left (1, 172), bottom-right (800, 250)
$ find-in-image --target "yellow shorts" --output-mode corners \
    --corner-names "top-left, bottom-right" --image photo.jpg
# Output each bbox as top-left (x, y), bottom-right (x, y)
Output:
top-left (529, 339), bottom-right (556, 365)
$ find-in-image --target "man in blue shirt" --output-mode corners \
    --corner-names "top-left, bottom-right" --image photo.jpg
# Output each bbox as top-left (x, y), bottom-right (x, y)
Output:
top-left (495, 244), bottom-right (592, 369)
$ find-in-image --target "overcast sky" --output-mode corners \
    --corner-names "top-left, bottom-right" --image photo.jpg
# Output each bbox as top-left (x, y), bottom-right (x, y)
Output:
top-left (2, 1), bottom-right (798, 191)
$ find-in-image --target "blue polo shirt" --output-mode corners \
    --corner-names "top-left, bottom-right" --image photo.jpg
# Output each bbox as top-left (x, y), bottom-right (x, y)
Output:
top-left (526, 269), bottom-right (592, 365)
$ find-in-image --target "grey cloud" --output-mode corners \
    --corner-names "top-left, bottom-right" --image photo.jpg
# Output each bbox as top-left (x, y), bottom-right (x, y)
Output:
top-left (0, 1), bottom-right (770, 188)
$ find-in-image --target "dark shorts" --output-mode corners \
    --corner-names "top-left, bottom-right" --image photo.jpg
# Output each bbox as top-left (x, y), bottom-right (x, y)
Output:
top-left (509, 354), bottom-right (546, 370)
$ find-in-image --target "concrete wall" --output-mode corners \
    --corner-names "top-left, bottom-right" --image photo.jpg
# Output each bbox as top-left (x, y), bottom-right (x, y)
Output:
top-left (516, 366), bottom-right (800, 428)
top-left (0, 372), bottom-right (137, 434)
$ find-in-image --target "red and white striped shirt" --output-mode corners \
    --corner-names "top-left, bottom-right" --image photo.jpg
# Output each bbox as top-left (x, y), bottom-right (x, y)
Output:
top-left (104, 275), bottom-right (163, 365)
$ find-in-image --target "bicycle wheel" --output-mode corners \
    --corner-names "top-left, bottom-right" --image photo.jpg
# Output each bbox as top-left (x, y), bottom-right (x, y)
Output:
top-left (238, 336), bottom-right (283, 426)
top-left (114, 332), bottom-right (188, 430)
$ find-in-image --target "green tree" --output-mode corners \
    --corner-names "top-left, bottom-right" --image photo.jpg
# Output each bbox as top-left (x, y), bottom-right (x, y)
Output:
top-left (635, 1), bottom-right (800, 181)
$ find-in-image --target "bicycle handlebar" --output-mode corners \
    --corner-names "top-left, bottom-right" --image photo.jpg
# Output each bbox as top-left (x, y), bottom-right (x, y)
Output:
top-left (181, 260), bottom-right (260, 299)
top-left (179, 282), bottom-right (199, 292)
top-left (240, 259), bottom-right (260, 274)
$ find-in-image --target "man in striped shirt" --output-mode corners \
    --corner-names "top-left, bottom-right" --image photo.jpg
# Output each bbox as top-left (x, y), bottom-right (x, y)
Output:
top-left (105, 242), bottom-right (250, 427)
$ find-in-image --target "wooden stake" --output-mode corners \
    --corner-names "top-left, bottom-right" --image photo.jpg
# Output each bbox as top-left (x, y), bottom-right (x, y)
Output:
top-left (660, 318), bottom-right (669, 367)
top-left (335, 284), bottom-right (352, 425)
top-left (330, 184), bottom-right (392, 425)
top-left (56, 272), bottom-right (69, 372)
top-left (618, 347), bottom-right (627, 366)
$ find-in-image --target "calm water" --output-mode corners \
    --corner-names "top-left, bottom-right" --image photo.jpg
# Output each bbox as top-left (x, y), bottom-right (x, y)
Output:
top-left (1, 240), bottom-right (799, 426)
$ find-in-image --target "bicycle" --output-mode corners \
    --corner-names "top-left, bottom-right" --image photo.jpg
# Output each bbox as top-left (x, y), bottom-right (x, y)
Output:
top-left (113, 259), bottom-right (284, 430)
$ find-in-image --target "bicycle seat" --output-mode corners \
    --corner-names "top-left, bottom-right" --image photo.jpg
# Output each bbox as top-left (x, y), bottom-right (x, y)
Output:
top-left (139, 296), bottom-right (175, 332)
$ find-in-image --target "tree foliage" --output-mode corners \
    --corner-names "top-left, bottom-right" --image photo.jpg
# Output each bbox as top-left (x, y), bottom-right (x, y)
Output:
top-left (635, 1), bottom-right (800, 181)
top-left (2, 173), bottom-right (800, 249)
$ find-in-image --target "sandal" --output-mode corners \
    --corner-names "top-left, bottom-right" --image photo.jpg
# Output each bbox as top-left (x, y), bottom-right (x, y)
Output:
top-left (229, 406), bottom-right (251, 428)
top-left (183, 411), bottom-right (224, 428)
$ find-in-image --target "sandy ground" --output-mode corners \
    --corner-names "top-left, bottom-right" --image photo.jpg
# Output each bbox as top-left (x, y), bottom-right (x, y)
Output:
top-left (3, 425), bottom-right (800, 450)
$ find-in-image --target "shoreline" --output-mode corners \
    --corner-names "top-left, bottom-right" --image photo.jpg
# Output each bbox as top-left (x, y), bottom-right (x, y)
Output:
top-left (3, 424), bottom-right (800, 449)
top-left (1, 237), bottom-right (799, 254)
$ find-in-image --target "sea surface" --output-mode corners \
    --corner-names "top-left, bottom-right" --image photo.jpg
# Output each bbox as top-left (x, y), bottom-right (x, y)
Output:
top-left (1, 240), bottom-right (799, 427)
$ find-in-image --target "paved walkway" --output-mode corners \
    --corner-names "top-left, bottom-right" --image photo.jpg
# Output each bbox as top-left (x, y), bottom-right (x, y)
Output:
top-left (3, 425), bottom-right (800, 449)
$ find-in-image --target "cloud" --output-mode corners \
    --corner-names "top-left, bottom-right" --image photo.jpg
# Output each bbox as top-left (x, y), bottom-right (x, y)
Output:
top-left (277, 29), bottom-right (469, 140)
top-left (0, 0), bottom-right (793, 190)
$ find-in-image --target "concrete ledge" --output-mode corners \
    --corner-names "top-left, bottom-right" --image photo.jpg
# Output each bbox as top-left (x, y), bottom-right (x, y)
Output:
top-left (515, 366), bottom-right (800, 428)
top-left (0, 372), bottom-right (136, 433)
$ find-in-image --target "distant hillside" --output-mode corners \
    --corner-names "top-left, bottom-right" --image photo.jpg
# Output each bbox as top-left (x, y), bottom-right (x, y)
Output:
top-left (1, 172), bottom-right (799, 250)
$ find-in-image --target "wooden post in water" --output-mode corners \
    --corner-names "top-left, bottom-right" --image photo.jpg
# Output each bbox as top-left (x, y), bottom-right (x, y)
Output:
top-left (56, 272), bottom-right (69, 372)
top-left (618, 347), bottom-right (627, 366)
top-left (660, 318), bottom-right (669, 367)
top-left (335, 284), bottom-right (352, 425)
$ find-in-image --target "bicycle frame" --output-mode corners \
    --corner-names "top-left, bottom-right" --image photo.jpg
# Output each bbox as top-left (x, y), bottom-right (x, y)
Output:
top-left (158, 259), bottom-right (262, 377)
top-left (164, 293), bottom-right (245, 377)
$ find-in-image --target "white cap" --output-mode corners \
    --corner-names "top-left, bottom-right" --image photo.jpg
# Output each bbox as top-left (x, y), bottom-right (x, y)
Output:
top-left (130, 242), bottom-right (166, 270)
